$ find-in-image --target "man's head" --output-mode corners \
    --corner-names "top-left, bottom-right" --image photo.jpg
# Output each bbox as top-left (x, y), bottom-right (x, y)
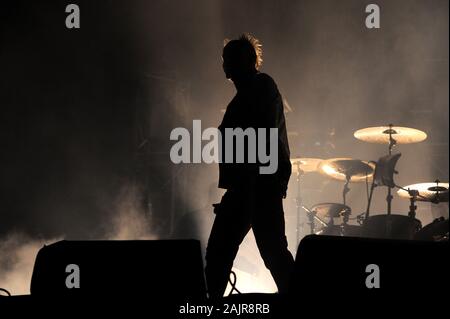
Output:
top-left (222, 33), bottom-right (263, 80)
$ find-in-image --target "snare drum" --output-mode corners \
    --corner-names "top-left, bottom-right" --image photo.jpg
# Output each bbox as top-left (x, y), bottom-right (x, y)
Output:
top-left (362, 214), bottom-right (422, 240)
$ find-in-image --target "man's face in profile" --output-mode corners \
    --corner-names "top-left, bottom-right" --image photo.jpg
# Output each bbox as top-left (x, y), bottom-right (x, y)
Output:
top-left (222, 51), bottom-right (234, 79)
top-left (222, 45), bottom-right (247, 80)
top-left (222, 39), bottom-right (257, 81)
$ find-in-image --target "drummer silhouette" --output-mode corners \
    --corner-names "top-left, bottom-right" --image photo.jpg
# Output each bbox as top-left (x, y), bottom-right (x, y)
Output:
top-left (204, 34), bottom-right (294, 298)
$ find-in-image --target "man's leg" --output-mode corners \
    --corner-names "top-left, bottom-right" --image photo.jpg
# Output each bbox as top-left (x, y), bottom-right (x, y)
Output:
top-left (205, 190), bottom-right (251, 299)
top-left (252, 193), bottom-right (294, 294)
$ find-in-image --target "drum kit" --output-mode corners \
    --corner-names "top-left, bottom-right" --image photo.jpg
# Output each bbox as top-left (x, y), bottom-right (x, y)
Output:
top-left (291, 125), bottom-right (449, 242)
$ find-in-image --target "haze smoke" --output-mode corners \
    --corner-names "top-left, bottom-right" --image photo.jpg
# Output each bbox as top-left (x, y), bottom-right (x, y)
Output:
top-left (106, 183), bottom-right (157, 240)
top-left (0, 183), bottom-right (156, 295)
top-left (0, 234), bottom-right (59, 295)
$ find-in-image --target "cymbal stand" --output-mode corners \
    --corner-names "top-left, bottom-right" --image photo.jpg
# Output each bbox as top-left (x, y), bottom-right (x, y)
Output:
top-left (364, 182), bottom-right (376, 220)
top-left (433, 179), bottom-right (443, 203)
top-left (396, 184), bottom-right (430, 214)
top-left (386, 124), bottom-right (397, 216)
top-left (342, 175), bottom-right (351, 206)
top-left (407, 189), bottom-right (418, 219)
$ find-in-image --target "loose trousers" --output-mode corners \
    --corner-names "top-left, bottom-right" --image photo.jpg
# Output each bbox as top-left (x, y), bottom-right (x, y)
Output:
top-left (205, 187), bottom-right (294, 298)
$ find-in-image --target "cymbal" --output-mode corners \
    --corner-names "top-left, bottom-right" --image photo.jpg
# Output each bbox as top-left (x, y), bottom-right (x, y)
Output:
top-left (354, 126), bottom-right (427, 144)
top-left (310, 203), bottom-right (351, 218)
top-left (290, 157), bottom-right (322, 174)
top-left (397, 182), bottom-right (449, 203)
top-left (318, 158), bottom-right (375, 182)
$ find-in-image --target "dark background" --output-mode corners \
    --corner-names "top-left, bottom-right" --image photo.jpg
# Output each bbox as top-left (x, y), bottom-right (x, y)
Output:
top-left (0, 0), bottom-right (448, 294)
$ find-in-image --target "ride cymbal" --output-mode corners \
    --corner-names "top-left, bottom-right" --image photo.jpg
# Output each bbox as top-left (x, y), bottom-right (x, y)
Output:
top-left (354, 126), bottom-right (427, 144)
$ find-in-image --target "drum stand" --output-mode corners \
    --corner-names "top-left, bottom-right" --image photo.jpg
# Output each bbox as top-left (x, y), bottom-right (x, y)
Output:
top-left (364, 125), bottom-right (400, 219)
top-left (294, 162), bottom-right (327, 241)
top-left (363, 125), bottom-right (398, 219)
top-left (301, 205), bottom-right (328, 235)
top-left (339, 209), bottom-right (351, 236)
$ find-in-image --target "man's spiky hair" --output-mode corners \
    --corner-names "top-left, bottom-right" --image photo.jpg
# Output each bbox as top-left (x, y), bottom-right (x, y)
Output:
top-left (240, 33), bottom-right (263, 70)
top-left (224, 33), bottom-right (263, 70)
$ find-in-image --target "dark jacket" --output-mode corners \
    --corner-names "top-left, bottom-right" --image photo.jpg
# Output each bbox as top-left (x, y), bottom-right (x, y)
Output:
top-left (218, 72), bottom-right (291, 196)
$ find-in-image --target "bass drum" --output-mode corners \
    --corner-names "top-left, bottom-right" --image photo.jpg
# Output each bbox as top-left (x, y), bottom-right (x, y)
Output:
top-left (414, 217), bottom-right (449, 241)
top-left (362, 214), bottom-right (422, 240)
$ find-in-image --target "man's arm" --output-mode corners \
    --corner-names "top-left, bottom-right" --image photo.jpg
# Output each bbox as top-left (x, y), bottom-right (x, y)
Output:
top-left (254, 73), bottom-right (292, 196)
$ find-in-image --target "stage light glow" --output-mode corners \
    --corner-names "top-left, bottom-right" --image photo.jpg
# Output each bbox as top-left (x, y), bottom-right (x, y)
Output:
top-left (321, 163), bottom-right (339, 177)
top-left (224, 267), bottom-right (277, 295)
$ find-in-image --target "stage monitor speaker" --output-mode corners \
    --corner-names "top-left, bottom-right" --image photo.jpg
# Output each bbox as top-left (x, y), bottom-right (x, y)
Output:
top-left (30, 239), bottom-right (206, 301)
top-left (292, 235), bottom-right (448, 299)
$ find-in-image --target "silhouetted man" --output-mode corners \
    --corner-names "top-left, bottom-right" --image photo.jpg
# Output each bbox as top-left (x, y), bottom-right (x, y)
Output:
top-left (205, 34), bottom-right (294, 298)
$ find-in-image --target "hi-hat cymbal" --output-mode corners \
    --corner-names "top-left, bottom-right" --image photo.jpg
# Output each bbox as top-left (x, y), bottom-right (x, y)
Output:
top-left (290, 157), bottom-right (322, 174)
top-left (354, 126), bottom-right (427, 144)
top-left (310, 202), bottom-right (351, 219)
top-left (318, 158), bottom-right (375, 182)
top-left (397, 182), bottom-right (449, 203)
